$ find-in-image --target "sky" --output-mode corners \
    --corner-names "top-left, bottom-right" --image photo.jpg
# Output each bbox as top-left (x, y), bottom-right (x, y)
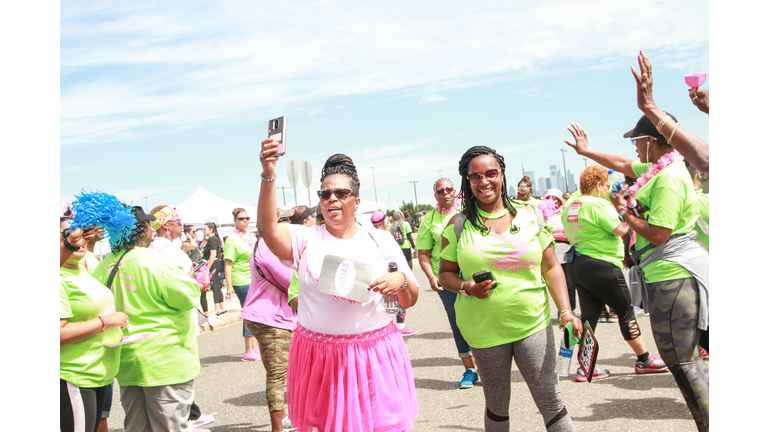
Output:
top-left (58, 0), bottom-right (711, 213)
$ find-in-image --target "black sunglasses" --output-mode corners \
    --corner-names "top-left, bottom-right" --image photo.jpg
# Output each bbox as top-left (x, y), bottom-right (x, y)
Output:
top-left (317, 188), bottom-right (354, 200)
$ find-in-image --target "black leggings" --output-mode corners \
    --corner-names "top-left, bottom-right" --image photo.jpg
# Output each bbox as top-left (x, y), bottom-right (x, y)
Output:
top-left (200, 260), bottom-right (224, 312)
top-left (61, 379), bottom-right (106, 432)
top-left (568, 253), bottom-right (639, 341)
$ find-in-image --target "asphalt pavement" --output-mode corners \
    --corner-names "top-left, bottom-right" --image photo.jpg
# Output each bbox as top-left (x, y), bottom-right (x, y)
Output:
top-left (106, 264), bottom-right (702, 431)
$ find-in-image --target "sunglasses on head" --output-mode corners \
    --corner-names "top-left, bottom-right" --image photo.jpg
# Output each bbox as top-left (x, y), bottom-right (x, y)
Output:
top-left (468, 169), bottom-right (501, 183)
top-left (236, 217), bottom-right (251, 221)
top-left (435, 187), bottom-right (454, 195)
top-left (317, 188), bottom-right (354, 200)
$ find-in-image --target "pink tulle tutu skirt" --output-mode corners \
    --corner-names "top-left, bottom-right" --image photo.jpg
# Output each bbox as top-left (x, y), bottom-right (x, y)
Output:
top-left (287, 322), bottom-right (419, 432)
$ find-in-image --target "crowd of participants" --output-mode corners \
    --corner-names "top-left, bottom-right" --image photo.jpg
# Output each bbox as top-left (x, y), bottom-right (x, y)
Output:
top-left (60, 51), bottom-right (709, 432)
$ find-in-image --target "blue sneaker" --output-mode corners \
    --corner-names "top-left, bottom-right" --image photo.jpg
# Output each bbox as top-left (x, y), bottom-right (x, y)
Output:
top-left (459, 369), bottom-right (479, 389)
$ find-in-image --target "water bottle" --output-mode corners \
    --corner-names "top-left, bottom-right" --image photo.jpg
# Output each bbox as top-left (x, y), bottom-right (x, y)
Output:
top-left (555, 338), bottom-right (574, 377)
top-left (383, 262), bottom-right (400, 315)
top-left (607, 169), bottom-right (625, 194)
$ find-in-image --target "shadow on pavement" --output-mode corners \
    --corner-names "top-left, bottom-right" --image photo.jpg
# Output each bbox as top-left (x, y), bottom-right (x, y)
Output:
top-left (200, 354), bottom-right (251, 365)
top-left (405, 331), bottom-right (454, 340)
top-left (411, 356), bottom-right (464, 368)
top-left (570, 396), bottom-right (692, 422)
top-left (223, 391), bottom-right (267, 407)
top-left (415, 377), bottom-right (483, 391)
top-left (208, 423), bottom-right (269, 431)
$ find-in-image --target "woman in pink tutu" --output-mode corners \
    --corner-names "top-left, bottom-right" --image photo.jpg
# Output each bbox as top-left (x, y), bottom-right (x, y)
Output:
top-left (257, 140), bottom-right (420, 432)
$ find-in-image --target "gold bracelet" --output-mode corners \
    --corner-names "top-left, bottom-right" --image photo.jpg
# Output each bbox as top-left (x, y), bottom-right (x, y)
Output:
top-left (656, 114), bottom-right (670, 133)
top-left (668, 123), bottom-right (679, 144)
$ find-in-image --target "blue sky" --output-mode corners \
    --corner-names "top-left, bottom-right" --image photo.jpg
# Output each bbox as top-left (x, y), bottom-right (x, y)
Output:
top-left (60, 1), bottom-right (709, 211)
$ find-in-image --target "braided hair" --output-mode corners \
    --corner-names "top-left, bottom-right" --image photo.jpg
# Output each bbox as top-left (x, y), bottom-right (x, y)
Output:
top-left (320, 153), bottom-right (360, 196)
top-left (457, 146), bottom-right (517, 234)
top-left (112, 206), bottom-right (151, 253)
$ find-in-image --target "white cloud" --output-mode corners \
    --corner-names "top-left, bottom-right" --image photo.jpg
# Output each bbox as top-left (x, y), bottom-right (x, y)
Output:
top-left (60, 0), bottom-right (708, 146)
top-left (419, 95), bottom-right (445, 103)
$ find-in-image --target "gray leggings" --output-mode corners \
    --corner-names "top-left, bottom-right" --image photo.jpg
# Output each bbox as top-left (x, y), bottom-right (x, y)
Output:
top-left (472, 326), bottom-right (575, 432)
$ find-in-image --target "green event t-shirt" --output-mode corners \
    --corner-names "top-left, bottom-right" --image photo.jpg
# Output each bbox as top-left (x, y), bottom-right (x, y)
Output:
top-left (288, 270), bottom-right (299, 306)
top-left (631, 160), bottom-right (698, 283)
top-left (389, 221), bottom-right (414, 250)
top-left (440, 204), bottom-right (555, 348)
top-left (93, 247), bottom-right (201, 387)
top-left (224, 232), bottom-right (254, 286)
top-left (694, 189), bottom-right (709, 251)
top-left (79, 250), bottom-right (100, 274)
top-left (60, 267), bottom-right (122, 388)
top-left (561, 195), bottom-right (624, 269)
top-left (415, 208), bottom-right (459, 275)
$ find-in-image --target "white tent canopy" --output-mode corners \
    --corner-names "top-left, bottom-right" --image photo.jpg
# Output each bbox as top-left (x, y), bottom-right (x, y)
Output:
top-left (175, 187), bottom-right (259, 237)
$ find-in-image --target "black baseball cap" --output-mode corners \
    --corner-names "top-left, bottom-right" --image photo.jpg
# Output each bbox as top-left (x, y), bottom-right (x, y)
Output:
top-left (623, 112), bottom-right (677, 144)
top-left (132, 206), bottom-right (157, 223)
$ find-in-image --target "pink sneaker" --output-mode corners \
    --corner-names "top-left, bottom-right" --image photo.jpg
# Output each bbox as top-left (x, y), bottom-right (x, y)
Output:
top-left (242, 349), bottom-right (261, 361)
top-left (400, 327), bottom-right (417, 336)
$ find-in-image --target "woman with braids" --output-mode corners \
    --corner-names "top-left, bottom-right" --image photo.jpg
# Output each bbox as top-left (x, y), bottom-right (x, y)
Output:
top-left (439, 146), bottom-right (580, 432)
top-left (564, 51), bottom-right (709, 432)
top-left (224, 207), bottom-right (260, 361)
top-left (415, 178), bottom-right (479, 389)
top-left (93, 206), bottom-right (201, 432)
top-left (257, 139), bottom-right (420, 432)
top-left (561, 165), bottom-right (668, 382)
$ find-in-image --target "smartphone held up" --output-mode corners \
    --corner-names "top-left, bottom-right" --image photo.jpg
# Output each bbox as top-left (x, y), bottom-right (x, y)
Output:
top-left (268, 116), bottom-right (287, 157)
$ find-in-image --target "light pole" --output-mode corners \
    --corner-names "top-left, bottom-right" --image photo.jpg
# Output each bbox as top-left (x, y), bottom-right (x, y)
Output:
top-left (560, 149), bottom-right (569, 192)
top-left (583, 158), bottom-right (588, 168)
top-left (142, 197), bottom-right (148, 210)
top-left (388, 193), bottom-right (391, 211)
top-left (277, 186), bottom-right (289, 206)
top-left (409, 181), bottom-right (419, 212)
top-left (372, 167), bottom-right (378, 202)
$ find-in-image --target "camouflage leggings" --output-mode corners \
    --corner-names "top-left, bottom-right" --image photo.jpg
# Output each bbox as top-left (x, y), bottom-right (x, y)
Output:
top-left (244, 321), bottom-right (293, 412)
top-left (647, 278), bottom-right (709, 432)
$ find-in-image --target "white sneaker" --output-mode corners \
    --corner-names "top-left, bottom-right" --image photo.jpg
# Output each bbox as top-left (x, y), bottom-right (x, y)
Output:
top-left (282, 415), bottom-right (294, 431)
top-left (190, 413), bottom-right (215, 427)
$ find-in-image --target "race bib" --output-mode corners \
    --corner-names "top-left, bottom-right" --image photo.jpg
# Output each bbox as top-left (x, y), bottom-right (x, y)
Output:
top-left (567, 202), bottom-right (582, 222)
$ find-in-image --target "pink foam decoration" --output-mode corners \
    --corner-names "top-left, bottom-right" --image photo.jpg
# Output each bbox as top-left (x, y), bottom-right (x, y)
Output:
top-left (685, 73), bottom-right (707, 89)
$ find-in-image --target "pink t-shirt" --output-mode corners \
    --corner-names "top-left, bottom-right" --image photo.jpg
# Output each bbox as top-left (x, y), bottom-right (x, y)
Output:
top-left (282, 224), bottom-right (418, 335)
top-left (239, 238), bottom-right (297, 331)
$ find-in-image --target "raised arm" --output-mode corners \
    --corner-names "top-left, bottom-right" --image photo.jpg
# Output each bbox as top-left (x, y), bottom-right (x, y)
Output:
top-left (632, 51), bottom-right (709, 173)
top-left (565, 122), bottom-right (635, 178)
top-left (257, 138), bottom-right (293, 261)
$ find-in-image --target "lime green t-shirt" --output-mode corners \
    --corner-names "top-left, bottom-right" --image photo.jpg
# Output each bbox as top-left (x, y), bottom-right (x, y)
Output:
top-left (694, 189), bottom-right (709, 251)
top-left (288, 271), bottom-right (299, 307)
top-left (224, 232), bottom-right (254, 286)
top-left (389, 221), bottom-right (414, 250)
top-left (631, 160), bottom-right (698, 283)
top-left (60, 267), bottom-right (121, 388)
top-left (79, 250), bottom-right (100, 274)
top-left (440, 205), bottom-right (555, 348)
top-left (415, 208), bottom-right (458, 275)
top-left (561, 195), bottom-right (624, 269)
top-left (93, 247), bottom-right (201, 387)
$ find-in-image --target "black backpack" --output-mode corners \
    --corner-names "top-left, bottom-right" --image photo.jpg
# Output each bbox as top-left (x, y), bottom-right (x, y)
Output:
top-left (393, 224), bottom-right (406, 246)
